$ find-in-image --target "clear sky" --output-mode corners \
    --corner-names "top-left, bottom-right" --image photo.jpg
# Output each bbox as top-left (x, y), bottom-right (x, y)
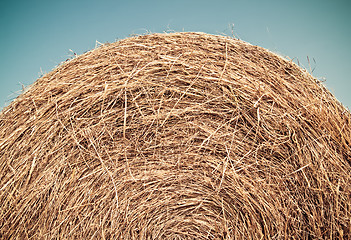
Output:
top-left (1, 0), bottom-right (350, 110)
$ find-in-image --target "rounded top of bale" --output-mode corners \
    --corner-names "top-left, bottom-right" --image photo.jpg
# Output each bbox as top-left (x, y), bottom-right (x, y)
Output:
top-left (1, 32), bottom-right (350, 239)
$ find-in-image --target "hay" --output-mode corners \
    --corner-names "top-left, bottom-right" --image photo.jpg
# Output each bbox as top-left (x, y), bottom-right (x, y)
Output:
top-left (0, 32), bottom-right (350, 239)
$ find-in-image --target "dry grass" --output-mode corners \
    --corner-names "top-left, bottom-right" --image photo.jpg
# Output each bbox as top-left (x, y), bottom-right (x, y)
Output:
top-left (0, 32), bottom-right (350, 239)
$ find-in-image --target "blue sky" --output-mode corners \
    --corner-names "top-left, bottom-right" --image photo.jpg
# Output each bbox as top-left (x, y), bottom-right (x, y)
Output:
top-left (1, 0), bottom-right (350, 110)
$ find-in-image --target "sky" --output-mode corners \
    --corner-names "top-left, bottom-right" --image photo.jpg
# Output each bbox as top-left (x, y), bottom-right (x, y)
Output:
top-left (1, 0), bottom-right (350, 110)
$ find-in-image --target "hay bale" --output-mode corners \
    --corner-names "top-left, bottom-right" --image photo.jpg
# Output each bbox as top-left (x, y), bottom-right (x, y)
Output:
top-left (0, 32), bottom-right (350, 239)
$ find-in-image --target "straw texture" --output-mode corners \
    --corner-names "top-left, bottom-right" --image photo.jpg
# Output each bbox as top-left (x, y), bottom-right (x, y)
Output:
top-left (0, 32), bottom-right (350, 239)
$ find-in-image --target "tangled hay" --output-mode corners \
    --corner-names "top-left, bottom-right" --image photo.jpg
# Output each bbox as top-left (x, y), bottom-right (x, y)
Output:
top-left (0, 32), bottom-right (350, 239)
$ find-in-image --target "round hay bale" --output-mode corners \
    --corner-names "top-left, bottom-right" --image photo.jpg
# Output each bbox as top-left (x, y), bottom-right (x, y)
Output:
top-left (0, 32), bottom-right (350, 239)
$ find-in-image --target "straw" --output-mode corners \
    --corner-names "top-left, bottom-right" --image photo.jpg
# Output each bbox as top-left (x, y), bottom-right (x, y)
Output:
top-left (0, 32), bottom-right (350, 239)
